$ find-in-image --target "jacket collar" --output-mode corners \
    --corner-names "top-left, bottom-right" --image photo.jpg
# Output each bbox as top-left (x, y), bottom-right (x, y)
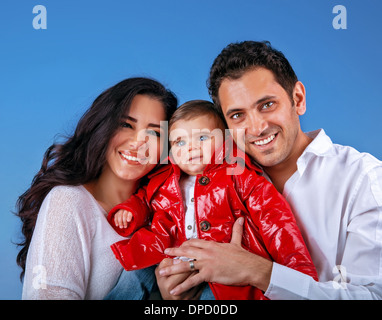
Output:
top-left (145, 163), bottom-right (175, 202)
top-left (204, 135), bottom-right (262, 174)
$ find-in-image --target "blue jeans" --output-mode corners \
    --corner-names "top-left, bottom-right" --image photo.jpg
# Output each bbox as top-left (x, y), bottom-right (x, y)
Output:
top-left (104, 266), bottom-right (215, 300)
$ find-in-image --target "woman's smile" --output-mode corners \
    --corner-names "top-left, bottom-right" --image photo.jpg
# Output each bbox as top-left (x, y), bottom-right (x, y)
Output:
top-left (118, 150), bottom-right (147, 164)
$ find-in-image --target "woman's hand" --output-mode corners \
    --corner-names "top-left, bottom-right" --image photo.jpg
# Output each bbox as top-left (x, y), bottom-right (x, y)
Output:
top-left (155, 258), bottom-right (204, 300)
top-left (158, 217), bottom-right (273, 296)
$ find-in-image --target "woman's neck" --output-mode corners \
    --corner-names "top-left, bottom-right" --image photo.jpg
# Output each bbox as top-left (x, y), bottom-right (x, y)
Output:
top-left (84, 169), bottom-right (140, 213)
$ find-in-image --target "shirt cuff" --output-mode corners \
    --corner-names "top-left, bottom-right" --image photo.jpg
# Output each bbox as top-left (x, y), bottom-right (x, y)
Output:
top-left (264, 263), bottom-right (311, 300)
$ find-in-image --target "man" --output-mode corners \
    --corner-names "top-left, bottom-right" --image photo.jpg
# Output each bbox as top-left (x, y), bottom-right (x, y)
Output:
top-left (157, 41), bottom-right (382, 299)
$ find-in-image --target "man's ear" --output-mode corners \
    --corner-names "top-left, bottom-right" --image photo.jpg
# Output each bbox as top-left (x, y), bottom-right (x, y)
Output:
top-left (293, 81), bottom-right (306, 116)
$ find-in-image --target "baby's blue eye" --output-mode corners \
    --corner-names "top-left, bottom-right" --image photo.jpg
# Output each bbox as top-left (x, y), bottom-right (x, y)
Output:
top-left (176, 140), bottom-right (186, 147)
top-left (199, 135), bottom-right (209, 141)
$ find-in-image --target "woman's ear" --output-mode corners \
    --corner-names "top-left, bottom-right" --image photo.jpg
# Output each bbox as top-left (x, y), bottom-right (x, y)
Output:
top-left (293, 81), bottom-right (307, 116)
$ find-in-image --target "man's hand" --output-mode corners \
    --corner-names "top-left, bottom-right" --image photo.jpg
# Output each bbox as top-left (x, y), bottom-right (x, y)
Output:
top-left (158, 217), bottom-right (273, 296)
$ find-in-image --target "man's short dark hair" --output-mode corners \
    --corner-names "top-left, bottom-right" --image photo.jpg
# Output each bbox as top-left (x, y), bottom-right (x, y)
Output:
top-left (207, 41), bottom-right (298, 108)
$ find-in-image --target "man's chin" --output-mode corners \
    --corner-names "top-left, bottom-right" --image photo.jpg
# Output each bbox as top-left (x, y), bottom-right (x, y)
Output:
top-left (246, 151), bottom-right (281, 168)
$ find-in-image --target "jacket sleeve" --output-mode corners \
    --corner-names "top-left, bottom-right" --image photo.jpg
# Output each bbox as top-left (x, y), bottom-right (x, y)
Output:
top-left (110, 209), bottom-right (181, 271)
top-left (107, 187), bottom-right (151, 237)
top-left (244, 175), bottom-right (318, 281)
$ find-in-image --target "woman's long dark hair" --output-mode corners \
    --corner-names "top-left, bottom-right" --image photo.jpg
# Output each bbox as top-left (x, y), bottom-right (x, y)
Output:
top-left (15, 77), bottom-right (177, 279)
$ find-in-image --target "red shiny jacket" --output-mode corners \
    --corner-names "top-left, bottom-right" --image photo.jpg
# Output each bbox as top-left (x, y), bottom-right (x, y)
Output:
top-left (108, 141), bottom-right (317, 300)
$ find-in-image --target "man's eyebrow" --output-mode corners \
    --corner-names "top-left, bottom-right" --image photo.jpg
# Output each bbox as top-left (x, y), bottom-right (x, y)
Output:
top-left (255, 95), bottom-right (277, 106)
top-left (225, 108), bottom-right (243, 117)
top-left (121, 115), bottom-right (162, 128)
top-left (225, 95), bottom-right (277, 116)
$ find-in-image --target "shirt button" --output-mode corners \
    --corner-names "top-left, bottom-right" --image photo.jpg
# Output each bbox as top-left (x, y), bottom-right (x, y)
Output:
top-left (199, 220), bottom-right (211, 232)
top-left (191, 198), bottom-right (194, 202)
top-left (198, 176), bottom-right (210, 186)
top-left (187, 225), bottom-right (193, 230)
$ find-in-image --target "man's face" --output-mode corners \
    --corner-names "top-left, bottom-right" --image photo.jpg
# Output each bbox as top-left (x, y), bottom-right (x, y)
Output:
top-left (218, 67), bottom-right (306, 169)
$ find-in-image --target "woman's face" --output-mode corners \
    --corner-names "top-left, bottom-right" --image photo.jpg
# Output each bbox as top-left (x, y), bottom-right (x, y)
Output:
top-left (104, 94), bottom-right (167, 183)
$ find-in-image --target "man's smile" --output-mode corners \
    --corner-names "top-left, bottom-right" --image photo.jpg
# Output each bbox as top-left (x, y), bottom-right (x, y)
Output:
top-left (248, 133), bottom-right (278, 148)
top-left (253, 133), bottom-right (276, 146)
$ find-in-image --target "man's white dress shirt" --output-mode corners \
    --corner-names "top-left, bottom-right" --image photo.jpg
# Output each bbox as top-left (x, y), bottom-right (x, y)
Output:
top-left (264, 129), bottom-right (382, 299)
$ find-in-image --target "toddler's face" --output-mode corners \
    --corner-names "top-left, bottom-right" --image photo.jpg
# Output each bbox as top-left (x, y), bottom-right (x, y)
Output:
top-left (169, 115), bottom-right (225, 175)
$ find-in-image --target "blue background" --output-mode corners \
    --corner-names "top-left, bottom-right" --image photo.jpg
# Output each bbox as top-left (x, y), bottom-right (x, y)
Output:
top-left (1, 0), bottom-right (381, 299)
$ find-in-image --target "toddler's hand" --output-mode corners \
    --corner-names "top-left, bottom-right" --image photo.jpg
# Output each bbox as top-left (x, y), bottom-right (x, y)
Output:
top-left (114, 209), bottom-right (133, 228)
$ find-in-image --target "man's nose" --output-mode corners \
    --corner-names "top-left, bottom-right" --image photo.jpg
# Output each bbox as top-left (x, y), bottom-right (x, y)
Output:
top-left (247, 113), bottom-right (268, 137)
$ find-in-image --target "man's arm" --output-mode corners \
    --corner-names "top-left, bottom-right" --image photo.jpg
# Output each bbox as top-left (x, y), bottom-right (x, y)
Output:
top-left (158, 217), bottom-right (273, 296)
top-left (264, 165), bottom-right (382, 300)
top-left (160, 166), bottom-right (382, 300)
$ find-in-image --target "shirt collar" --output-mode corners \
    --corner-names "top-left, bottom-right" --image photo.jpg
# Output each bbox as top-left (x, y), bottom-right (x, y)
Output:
top-left (260, 129), bottom-right (336, 184)
top-left (291, 129), bottom-right (336, 178)
top-left (302, 129), bottom-right (336, 158)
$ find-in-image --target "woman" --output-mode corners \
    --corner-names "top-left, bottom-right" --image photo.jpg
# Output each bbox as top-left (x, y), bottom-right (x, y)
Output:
top-left (16, 77), bottom-right (177, 299)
